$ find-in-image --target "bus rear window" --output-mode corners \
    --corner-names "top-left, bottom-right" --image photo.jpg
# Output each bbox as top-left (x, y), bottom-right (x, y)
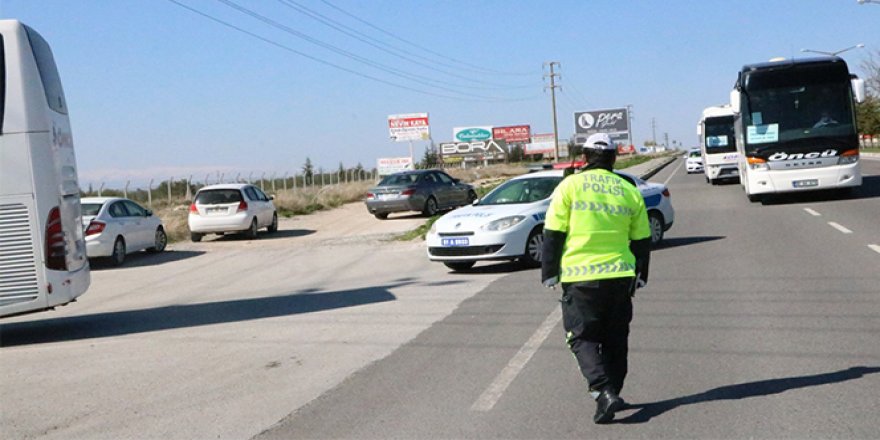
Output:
top-left (24, 25), bottom-right (66, 115)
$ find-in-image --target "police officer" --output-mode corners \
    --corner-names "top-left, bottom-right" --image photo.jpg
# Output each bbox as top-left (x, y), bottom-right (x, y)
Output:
top-left (541, 132), bottom-right (651, 424)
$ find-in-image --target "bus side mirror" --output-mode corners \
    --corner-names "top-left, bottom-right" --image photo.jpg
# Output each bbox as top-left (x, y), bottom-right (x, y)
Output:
top-left (852, 78), bottom-right (866, 103)
top-left (730, 90), bottom-right (741, 114)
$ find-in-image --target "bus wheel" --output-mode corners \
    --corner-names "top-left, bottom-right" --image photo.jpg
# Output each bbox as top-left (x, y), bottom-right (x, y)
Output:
top-left (110, 237), bottom-right (126, 267)
top-left (747, 193), bottom-right (762, 203)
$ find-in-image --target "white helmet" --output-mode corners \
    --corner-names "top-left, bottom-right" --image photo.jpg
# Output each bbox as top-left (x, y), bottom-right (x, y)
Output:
top-left (584, 133), bottom-right (615, 151)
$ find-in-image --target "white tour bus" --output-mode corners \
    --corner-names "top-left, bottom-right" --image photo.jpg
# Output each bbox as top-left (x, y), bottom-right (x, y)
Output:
top-left (697, 105), bottom-right (739, 184)
top-left (0, 20), bottom-right (89, 318)
top-left (730, 56), bottom-right (866, 202)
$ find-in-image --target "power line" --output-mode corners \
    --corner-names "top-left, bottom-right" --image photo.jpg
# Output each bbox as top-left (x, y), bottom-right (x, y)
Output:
top-left (319, 0), bottom-right (533, 77)
top-left (276, 0), bottom-right (534, 89)
top-left (213, 0), bottom-right (532, 98)
top-left (166, 0), bottom-right (541, 103)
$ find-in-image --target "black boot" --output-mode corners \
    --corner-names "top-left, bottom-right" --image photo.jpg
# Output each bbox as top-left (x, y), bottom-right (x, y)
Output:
top-left (593, 388), bottom-right (624, 424)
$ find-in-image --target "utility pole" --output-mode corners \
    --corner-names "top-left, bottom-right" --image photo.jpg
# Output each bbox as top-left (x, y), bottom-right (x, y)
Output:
top-left (651, 118), bottom-right (657, 145)
top-left (544, 61), bottom-right (561, 162)
top-left (664, 132), bottom-right (669, 149)
top-left (626, 104), bottom-right (634, 151)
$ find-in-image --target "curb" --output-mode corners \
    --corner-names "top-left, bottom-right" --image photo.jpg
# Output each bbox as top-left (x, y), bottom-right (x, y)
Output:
top-left (638, 156), bottom-right (677, 180)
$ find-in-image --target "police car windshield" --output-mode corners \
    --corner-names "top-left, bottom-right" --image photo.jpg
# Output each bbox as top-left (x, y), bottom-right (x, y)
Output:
top-left (479, 177), bottom-right (562, 205)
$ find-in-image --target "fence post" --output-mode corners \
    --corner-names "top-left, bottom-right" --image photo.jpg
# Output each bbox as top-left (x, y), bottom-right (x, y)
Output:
top-left (148, 179), bottom-right (153, 208)
top-left (124, 180), bottom-right (130, 199)
top-left (98, 182), bottom-right (104, 197)
top-left (260, 173), bottom-right (266, 191)
top-left (167, 177), bottom-right (173, 204)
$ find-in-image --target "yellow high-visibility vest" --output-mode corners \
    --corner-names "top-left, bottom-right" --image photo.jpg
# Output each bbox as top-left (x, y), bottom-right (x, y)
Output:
top-left (544, 169), bottom-right (650, 282)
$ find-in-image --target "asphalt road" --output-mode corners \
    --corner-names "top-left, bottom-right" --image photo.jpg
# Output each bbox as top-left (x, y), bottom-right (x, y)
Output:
top-left (256, 158), bottom-right (880, 439)
top-left (2, 158), bottom-right (878, 439)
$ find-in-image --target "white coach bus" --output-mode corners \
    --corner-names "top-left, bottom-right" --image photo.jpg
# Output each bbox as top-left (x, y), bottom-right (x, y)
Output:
top-left (697, 105), bottom-right (739, 185)
top-left (0, 20), bottom-right (89, 318)
top-left (730, 56), bottom-right (866, 202)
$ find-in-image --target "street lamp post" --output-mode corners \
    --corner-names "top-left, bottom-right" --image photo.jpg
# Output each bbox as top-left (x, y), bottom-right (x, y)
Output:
top-left (801, 43), bottom-right (865, 57)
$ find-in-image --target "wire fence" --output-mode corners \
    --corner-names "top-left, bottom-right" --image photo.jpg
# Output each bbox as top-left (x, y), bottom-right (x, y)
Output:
top-left (81, 169), bottom-right (379, 209)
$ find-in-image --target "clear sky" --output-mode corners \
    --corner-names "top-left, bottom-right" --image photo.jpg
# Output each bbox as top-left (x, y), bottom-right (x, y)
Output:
top-left (1, 0), bottom-right (878, 188)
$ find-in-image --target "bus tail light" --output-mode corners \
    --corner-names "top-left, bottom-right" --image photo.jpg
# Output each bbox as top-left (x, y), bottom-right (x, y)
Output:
top-left (45, 207), bottom-right (67, 271)
top-left (838, 149), bottom-right (859, 165)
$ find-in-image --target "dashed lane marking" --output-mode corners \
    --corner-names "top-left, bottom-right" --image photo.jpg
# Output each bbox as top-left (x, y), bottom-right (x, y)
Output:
top-left (471, 307), bottom-right (561, 412)
top-left (804, 208), bottom-right (821, 216)
top-left (869, 244), bottom-right (880, 255)
top-left (828, 222), bottom-right (853, 234)
top-left (664, 159), bottom-right (684, 185)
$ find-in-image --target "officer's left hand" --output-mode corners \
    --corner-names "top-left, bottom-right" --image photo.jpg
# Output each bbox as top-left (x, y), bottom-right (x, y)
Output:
top-left (543, 276), bottom-right (559, 290)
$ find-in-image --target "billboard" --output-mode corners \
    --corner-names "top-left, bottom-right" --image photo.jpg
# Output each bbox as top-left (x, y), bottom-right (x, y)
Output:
top-left (389, 113), bottom-right (430, 142)
top-left (377, 157), bottom-right (414, 175)
top-left (453, 126), bottom-right (493, 143)
top-left (575, 108), bottom-right (629, 134)
top-left (525, 133), bottom-right (557, 156)
top-left (439, 139), bottom-right (508, 161)
top-left (493, 125), bottom-right (531, 143)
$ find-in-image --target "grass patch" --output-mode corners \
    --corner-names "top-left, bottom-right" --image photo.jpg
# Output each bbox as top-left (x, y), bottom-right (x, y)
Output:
top-left (393, 215), bottom-right (440, 241)
top-left (862, 146), bottom-right (880, 153)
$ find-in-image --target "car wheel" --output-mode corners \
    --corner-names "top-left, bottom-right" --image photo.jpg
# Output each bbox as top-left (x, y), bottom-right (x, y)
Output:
top-left (374, 212), bottom-right (389, 220)
top-left (422, 197), bottom-right (438, 217)
top-left (521, 227), bottom-right (544, 268)
top-left (148, 227), bottom-right (167, 253)
top-left (109, 237), bottom-right (126, 266)
top-left (648, 211), bottom-right (664, 246)
top-left (245, 218), bottom-right (259, 239)
top-left (444, 261), bottom-right (475, 271)
top-left (267, 212), bottom-right (278, 233)
top-left (190, 232), bottom-right (203, 242)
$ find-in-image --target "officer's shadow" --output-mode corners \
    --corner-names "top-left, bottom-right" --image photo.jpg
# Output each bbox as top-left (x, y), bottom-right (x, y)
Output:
top-left (617, 366), bottom-right (880, 424)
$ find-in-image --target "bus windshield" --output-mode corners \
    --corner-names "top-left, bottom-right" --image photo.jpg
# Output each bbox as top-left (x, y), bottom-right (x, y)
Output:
top-left (703, 116), bottom-right (736, 153)
top-left (742, 81), bottom-right (855, 150)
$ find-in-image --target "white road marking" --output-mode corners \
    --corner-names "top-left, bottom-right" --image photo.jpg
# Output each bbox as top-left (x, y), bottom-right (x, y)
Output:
top-left (804, 208), bottom-right (821, 216)
top-left (471, 307), bottom-right (561, 412)
top-left (869, 244), bottom-right (880, 255)
top-left (664, 159), bottom-right (684, 185)
top-left (828, 222), bottom-right (853, 234)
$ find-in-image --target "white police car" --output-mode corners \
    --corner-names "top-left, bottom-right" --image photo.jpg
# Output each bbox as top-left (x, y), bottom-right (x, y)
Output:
top-left (426, 169), bottom-right (674, 271)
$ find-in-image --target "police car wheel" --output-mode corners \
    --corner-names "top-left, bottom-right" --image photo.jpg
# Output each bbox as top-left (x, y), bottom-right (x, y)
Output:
top-left (444, 261), bottom-right (475, 271)
top-left (648, 212), bottom-right (664, 246)
top-left (521, 228), bottom-right (543, 268)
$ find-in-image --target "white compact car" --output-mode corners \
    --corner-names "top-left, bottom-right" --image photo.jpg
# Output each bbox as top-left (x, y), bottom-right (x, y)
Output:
top-left (81, 197), bottom-right (166, 266)
top-left (686, 150), bottom-right (704, 173)
top-left (188, 184), bottom-right (277, 242)
top-left (426, 170), bottom-right (675, 271)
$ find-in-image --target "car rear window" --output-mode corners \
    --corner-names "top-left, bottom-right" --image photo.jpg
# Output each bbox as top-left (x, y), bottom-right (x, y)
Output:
top-left (81, 203), bottom-right (103, 216)
top-left (378, 173), bottom-right (419, 185)
top-left (196, 189), bottom-right (243, 205)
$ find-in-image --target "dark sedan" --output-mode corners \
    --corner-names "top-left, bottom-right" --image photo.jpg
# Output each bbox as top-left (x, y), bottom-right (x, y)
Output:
top-left (365, 169), bottom-right (477, 219)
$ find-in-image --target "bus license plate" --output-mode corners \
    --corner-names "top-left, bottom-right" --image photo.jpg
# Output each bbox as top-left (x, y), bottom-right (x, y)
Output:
top-left (441, 238), bottom-right (469, 247)
top-left (792, 179), bottom-right (818, 188)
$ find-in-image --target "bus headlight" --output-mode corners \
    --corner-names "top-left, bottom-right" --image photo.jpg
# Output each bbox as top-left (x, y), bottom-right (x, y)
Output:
top-left (748, 162), bottom-right (770, 171)
top-left (838, 152), bottom-right (859, 165)
top-left (481, 216), bottom-right (525, 232)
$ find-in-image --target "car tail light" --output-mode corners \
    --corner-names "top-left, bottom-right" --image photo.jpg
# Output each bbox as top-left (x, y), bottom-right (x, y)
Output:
top-left (237, 200), bottom-right (248, 212)
top-left (662, 188), bottom-right (670, 198)
top-left (189, 203), bottom-right (199, 214)
top-left (401, 188), bottom-right (416, 197)
top-left (45, 207), bottom-right (67, 270)
top-left (85, 221), bottom-right (106, 236)
top-left (366, 192), bottom-right (375, 200)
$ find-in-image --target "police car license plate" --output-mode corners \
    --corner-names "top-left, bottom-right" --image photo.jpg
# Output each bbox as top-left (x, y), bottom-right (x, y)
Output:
top-left (441, 237), bottom-right (469, 247)
top-left (792, 179), bottom-right (818, 188)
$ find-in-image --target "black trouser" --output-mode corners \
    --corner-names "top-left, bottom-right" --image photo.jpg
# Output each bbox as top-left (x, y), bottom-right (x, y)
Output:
top-left (560, 277), bottom-right (634, 395)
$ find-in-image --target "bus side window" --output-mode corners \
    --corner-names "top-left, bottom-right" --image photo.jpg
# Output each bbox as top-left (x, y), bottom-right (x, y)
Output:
top-left (24, 25), bottom-right (66, 115)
